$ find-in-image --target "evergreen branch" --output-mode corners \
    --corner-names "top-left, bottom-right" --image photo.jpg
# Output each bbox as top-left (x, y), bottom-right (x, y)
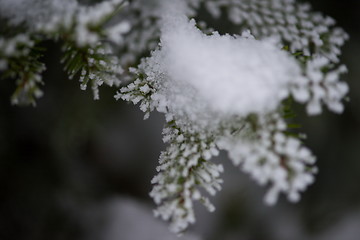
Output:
top-left (219, 112), bottom-right (317, 205)
top-left (115, 68), bottom-right (155, 119)
top-left (0, 35), bottom-right (45, 106)
top-left (150, 124), bottom-right (222, 234)
top-left (61, 42), bottom-right (123, 100)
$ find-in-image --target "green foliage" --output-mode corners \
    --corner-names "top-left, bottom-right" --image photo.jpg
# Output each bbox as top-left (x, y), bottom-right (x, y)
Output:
top-left (0, 0), bottom-right (128, 105)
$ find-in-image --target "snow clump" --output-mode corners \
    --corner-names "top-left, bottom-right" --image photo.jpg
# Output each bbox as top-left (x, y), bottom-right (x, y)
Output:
top-left (144, 15), bottom-right (303, 127)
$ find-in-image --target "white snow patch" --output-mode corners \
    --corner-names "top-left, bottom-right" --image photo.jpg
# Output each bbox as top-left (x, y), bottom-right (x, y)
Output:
top-left (145, 15), bottom-right (302, 123)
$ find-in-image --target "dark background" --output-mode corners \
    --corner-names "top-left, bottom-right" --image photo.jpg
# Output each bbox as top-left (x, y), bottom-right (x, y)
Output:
top-left (0, 0), bottom-right (359, 239)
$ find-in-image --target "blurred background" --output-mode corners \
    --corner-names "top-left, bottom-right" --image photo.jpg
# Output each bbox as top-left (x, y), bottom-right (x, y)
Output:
top-left (0, 0), bottom-right (360, 239)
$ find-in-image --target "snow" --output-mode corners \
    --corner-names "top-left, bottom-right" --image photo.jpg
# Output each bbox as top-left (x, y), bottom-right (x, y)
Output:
top-left (144, 15), bottom-right (302, 127)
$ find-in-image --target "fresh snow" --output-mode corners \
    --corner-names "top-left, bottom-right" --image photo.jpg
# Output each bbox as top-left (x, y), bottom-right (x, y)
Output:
top-left (145, 15), bottom-right (303, 125)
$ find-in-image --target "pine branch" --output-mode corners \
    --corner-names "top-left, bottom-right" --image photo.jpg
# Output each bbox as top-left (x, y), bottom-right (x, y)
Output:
top-left (62, 42), bottom-right (123, 100)
top-left (0, 0), bottom-right (129, 105)
top-left (218, 112), bottom-right (317, 205)
top-left (0, 35), bottom-right (45, 106)
top-left (150, 123), bottom-right (222, 234)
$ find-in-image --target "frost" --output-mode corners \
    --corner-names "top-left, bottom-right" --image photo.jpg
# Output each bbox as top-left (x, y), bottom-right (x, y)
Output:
top-left (150, 126), bottom-right (223, 234)
top-left (291, 56), bottom-right (348, 115)
top-left (218, 113), bottom-right (317, 206)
